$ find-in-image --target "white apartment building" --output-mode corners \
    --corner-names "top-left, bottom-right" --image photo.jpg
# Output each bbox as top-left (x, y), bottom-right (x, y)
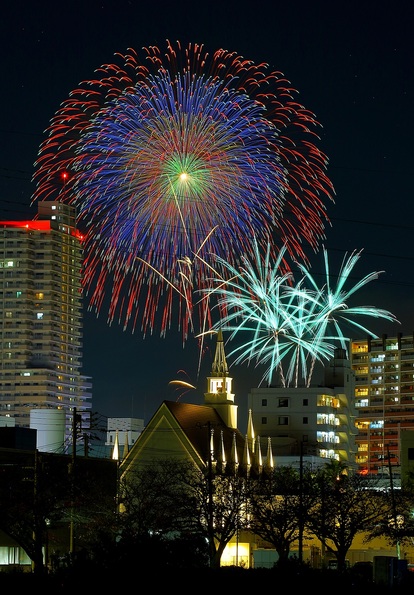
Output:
top-left (0, 201), bottom-right (92, 451)
top-left (248, 348), bottom-right (357, 467)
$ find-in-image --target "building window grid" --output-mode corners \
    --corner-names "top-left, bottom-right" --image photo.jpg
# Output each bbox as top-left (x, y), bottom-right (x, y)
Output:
top-left (351, 335), bottom-right (414, 475)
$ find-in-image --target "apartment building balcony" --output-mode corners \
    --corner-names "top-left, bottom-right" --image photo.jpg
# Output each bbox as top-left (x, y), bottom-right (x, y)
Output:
top-left (316, 422), bottom-right (339, 432)
top-left (316, 439), bottom-right (340, 450)
top-left (351, 358), bottom-right (369, 369)
top-left (369, 354), bottom-right (398, 363)
top-left (401, 397), bottom-right (414, 406)
top-left (381, 376), bottom-right (400, 384)
top-left (400, 385), bottom-right (414, 394)
top-left (354, 378), bottom-right (369, 386)
top-left (367, 457), bottom-right (399, 469)
top-left (381, 409), bottom-right (407, 419)
top-left (78, 380), bottom-right (92, 390)
top-left (366, 397), bottom-right (386, 406)
top-left (383, 389), bottom-right (400, 396)
top-left (14, 394), bottom-right (64, 405)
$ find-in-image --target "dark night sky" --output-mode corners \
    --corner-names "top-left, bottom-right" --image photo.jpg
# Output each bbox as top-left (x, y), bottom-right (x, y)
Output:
top-left (0, 0), bottom-right (413, 435)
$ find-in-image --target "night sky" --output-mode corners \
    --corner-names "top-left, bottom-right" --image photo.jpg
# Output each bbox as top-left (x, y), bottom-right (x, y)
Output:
top-left (0, 0), bottom-right (413, 436)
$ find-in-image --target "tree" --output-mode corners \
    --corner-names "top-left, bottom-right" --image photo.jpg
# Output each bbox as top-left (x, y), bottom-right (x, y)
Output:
top-left (115, 457), bottom-right (251, 569)
top-left (366, 471), bottom-right (414, 554)
top-left (247, 464), bottom-right (316, 566)
top-left (0, 450), bottom-right (118, 575)
top-left (173, 460), bottom-right (250, 568)
top-left (307, 463), bottom-right (390, 572)
top-left (109, 460), bottom-right (210, 571)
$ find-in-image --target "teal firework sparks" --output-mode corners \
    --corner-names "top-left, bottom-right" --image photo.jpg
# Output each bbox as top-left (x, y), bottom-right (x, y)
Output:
top-left (202, 242), bottom-right (398, 387)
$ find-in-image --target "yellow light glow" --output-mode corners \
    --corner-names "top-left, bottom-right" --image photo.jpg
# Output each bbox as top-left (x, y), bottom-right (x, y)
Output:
top-left (179, 173), bottom-right (188, 181)
top-left (221, 541), bottom-right (250, 567)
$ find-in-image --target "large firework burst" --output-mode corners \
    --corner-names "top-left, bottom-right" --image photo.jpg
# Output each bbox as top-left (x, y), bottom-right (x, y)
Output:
top-left (202, 242), bottom-right (398, 387)
top-left (32, 40), bottom-right (334, 339)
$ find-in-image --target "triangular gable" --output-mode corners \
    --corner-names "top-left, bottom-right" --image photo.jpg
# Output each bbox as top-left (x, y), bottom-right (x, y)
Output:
top-left (120, 401), bottom-right (247, 477)
top-left (120, 402), bottom-right (207, 476)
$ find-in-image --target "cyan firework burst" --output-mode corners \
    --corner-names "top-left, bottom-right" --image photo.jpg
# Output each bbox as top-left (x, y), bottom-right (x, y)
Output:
top-left (32, 40), bottom-right (334, 339)
top-left (202, 241), bottom-right (398, 387)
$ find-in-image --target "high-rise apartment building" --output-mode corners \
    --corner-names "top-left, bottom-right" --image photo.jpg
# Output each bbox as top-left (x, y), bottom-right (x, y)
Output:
top-left (351, 333), bottom-right (414, 476)
top-left (0, 201), bottom-right (92, 451)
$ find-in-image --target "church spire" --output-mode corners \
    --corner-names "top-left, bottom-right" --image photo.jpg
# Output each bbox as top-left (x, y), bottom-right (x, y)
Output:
top-left (265, 436), bottom-right (274, 474)
top-left (211, 328), bottom-right (228, 377)
top-left (204, 329), bottom-right (238, 429)
top-left (112, 429), bottom-right (119, 461)
top-left (247, 409), bottom-right (255, 454)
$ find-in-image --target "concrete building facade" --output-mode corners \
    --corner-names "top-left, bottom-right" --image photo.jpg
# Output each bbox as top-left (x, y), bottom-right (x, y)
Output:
top-left (0, 201), bottom-right (92, 450)
top-left (106, 416), bottom-right (145, 459)
top-left (248, 348), bottom-right (357, 467)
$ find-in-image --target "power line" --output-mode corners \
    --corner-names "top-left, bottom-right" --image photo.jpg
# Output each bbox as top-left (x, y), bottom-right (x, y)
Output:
top-left (330, 217), bottom-right (414, 231)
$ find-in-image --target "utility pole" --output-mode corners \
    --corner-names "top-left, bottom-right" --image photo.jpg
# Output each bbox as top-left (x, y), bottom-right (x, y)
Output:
top-left (69, 407), bottom-right (79, 555)
top-left (83, 432), bottom-right (89, 457)
top-left (388, 446), bottom-right (401, 559)
top-left (207, 421), bottom-right (214, 567)
top-left (298, 440), bottom-right (304, 563)
top-left (32, 449), bottom-right (44, 574)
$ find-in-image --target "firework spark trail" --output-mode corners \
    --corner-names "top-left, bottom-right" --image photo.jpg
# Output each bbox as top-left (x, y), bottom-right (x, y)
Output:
top-left (201, 241), bottom-right (398, 388)
top-left (292, 247), bottom-right (400, 381)
top-left (32, 40), bottom-right (334, 340)
top-left (201, 241), bottom-right (334, 387)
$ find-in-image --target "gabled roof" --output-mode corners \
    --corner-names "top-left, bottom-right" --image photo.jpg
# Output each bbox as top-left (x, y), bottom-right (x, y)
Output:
top-left (165, 401), bottom-right (245, 463)
top-left (120, 400), bottom-right (247, 474)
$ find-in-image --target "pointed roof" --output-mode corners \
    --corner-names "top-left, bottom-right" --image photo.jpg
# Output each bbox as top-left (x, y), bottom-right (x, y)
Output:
top-left (218, 430), bottom-right (226, 466)
top-left (122, 433), bottom-right (129, 459)
top-left (254, 436), bottom-right (263, 469)
top-left (243, 434), bottom-right (251, 468)
top-left (265, 436), bottom-right (274, 472)
top-left (120, 401), bottom-right (246, 474)
top-left (211, 329), bottom-right (229, 377)
top-left (231, 432), bottom-right (239, 465)
top-left (247, 409), bottom-right (255, 453)
top-left (165, 401), bottom-right (245, 463)
top-left (112, 429), bottom-right (119, 461)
